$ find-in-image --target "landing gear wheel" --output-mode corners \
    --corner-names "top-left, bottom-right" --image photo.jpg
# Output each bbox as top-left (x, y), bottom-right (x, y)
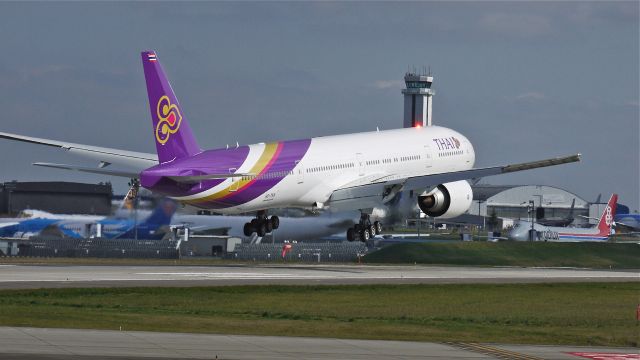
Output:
top-left (265, 220), bottom-right (273, 233)
top-left (243, 223), bottom-right (254, 237)
top-left (256, 222), bottom-right (267, 237)
top-left (360, 228), bottom-right (370, 242)
top-left (374, 221), bottom-right (382, 235)
top-left (347, 228), bottom-right (355, 242)
top-left (370, 224), bottom-right (377, 238)
top-left (270, 216), bottom-right (280, 230)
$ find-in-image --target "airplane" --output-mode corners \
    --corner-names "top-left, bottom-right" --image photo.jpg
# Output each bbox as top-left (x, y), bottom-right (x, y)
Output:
top-left (0, 198), bottom-right (177, 240)
top-left (508, 194), bottom-right (617, 242)
top-left (0, 202), bottom-right (355, 242)
top-left (536, 198), bottom-right (576, 227)
top-left (0, 50), bottom-right (581, 242)
top-left (613, 213), bottom-right (640, 234)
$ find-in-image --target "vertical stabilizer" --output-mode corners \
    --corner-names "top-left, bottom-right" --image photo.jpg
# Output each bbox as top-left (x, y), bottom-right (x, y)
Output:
top-left (141, 51), bottom-right (201, 163)
top-left (567, 198), bottom-right (576, 221)
top-left (597, 194), bottom-right (617, 235)
top-left (142, 199), bottom-right (178, 227)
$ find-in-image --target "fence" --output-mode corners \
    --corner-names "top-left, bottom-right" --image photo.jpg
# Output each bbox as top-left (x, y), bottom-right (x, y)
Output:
top-left (234, 242), bottom-right (367, 262)
top-left (5, 236), bottom-right (180, 259)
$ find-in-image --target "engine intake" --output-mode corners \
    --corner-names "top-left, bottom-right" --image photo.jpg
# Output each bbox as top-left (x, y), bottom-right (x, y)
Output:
top-left (418, 180), bottom-right (473, 219)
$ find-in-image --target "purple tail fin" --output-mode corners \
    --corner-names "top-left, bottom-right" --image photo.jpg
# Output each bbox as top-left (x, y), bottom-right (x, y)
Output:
top-left (141, 51), bottom-right (201, 163)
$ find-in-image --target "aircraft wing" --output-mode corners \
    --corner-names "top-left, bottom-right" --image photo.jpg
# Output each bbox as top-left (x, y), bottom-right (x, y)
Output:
top-left (327, 154), bottom-right (581, 211)
top-left (0, 131), bottom-right (158, 171)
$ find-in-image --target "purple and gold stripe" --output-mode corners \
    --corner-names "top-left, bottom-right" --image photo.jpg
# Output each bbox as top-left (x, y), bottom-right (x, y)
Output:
top-left (188, 139), bottom-right (310, 209)
top-left (141, 139), bottom-right (311, 210)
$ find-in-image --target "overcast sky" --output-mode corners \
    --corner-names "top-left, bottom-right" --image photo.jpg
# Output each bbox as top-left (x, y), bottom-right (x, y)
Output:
top-left (0, 2), bottom-right (638, 211)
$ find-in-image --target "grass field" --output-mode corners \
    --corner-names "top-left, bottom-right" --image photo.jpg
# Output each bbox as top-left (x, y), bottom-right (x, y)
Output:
top-left (0, 282), bottom-right (638, 347)
top-left (364, 242), bottom-right (640, 268)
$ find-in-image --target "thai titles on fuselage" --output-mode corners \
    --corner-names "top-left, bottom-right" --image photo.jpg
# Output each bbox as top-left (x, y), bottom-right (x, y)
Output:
top-left (432, 137), bottom-right (460, 150)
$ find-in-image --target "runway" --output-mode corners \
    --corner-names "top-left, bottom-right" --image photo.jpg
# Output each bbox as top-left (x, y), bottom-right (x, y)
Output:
top-left (0, 327), bottom-right (637, 360)
top-left (0, 264), bottom-right (636, 289)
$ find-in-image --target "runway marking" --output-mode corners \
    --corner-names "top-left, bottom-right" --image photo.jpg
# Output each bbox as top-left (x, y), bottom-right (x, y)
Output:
top-left (138, 272), bottom-right (339, 279)
top-left (135, 271), bottom-right (640, 279)
top-left (568, 352), bottom-right (640, 360)
top-left (446, 342), bottom-right (544, 360)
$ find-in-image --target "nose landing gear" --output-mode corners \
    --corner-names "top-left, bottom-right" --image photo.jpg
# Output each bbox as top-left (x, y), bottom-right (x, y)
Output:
top-left (347, 213), bottom-right (381, 242)
top-left (243, 210), bottom-right (280, 237)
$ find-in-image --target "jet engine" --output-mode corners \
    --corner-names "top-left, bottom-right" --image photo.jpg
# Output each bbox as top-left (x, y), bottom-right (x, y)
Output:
top-left (417, 180), bottom-right (473, 218)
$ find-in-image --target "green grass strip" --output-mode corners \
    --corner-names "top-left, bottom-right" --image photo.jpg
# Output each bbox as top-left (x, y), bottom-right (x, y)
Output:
top-left (364, 242), bottom-right (640, 268)
top-left (0, 283), bottom-right (638, 347)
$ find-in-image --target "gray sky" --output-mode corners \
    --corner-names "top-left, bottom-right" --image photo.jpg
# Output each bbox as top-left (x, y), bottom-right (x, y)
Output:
top-left (0, 2), bottom-right (638, 211)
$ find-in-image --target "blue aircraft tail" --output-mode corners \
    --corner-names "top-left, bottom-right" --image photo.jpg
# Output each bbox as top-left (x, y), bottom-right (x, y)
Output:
top-left (115, 198), bottom-right (178, 239)
top-left (141, 198), bottom-right (178, 227)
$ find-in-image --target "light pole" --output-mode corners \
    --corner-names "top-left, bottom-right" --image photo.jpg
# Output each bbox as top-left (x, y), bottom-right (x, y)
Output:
top-left (528, 200), bottom-right (535, 241)
top-left (533, 195), bottom-right (543, 221)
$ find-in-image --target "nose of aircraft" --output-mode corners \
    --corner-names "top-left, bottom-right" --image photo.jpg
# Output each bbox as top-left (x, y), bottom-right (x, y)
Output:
top-left (508, 222), bottom-right (530, 241)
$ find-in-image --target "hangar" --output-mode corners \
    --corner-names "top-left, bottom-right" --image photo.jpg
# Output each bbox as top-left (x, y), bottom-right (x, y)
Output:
top-left (467, 185), bottom-right (600, 227)
top-left (0, 181), bottom-right (113, 216)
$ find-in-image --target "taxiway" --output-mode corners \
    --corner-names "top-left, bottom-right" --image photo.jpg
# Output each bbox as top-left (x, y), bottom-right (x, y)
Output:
top-left (0, 327), bottom-right (637, 360)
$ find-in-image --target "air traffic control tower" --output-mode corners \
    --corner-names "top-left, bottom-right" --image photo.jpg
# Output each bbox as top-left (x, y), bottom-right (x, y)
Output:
top-left (402, 72), bottom-right (434, 128)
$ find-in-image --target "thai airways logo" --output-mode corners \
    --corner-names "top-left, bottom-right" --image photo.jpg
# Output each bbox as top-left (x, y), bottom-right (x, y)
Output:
top-left (155, 95), bottom-right (182, 145)
top-left (432, 137), bottom-right (461, 150)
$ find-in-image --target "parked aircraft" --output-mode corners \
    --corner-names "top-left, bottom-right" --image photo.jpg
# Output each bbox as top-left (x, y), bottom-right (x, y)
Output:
top-left (0, 199), bottom-right (176, 239)
top-left (508, 194), bottom-right (617, 242)
top-left (0, 51), bottom-right (581, 242)
top-left (536, 198), bottom-right (576, 227)
top-left (1, 202), bottom-right (355, 241)
top-left (614, 213), bottom-right (640, 233)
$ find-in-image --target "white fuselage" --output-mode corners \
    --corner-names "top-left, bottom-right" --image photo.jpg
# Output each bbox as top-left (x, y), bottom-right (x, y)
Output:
top-left (174, 126), bottom-right (475, 214)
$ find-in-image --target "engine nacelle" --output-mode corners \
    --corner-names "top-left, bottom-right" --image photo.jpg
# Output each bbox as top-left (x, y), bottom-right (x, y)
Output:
top-left (418, 180), bottom-right (473, 218)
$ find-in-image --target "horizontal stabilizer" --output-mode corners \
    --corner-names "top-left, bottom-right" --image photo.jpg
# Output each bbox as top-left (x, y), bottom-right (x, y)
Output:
top-left (33, 162), bottom-right (139, 178)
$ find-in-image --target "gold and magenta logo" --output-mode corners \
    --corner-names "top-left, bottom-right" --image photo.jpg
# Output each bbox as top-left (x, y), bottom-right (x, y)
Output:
top-left (155, 95), bottom-right (182, 145)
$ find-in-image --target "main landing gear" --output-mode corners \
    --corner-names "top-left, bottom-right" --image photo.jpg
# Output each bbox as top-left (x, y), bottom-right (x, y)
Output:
top-left (347, 213), bottom-right (382, 242)
top-left (243, 210), bottom-right (280, 237)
